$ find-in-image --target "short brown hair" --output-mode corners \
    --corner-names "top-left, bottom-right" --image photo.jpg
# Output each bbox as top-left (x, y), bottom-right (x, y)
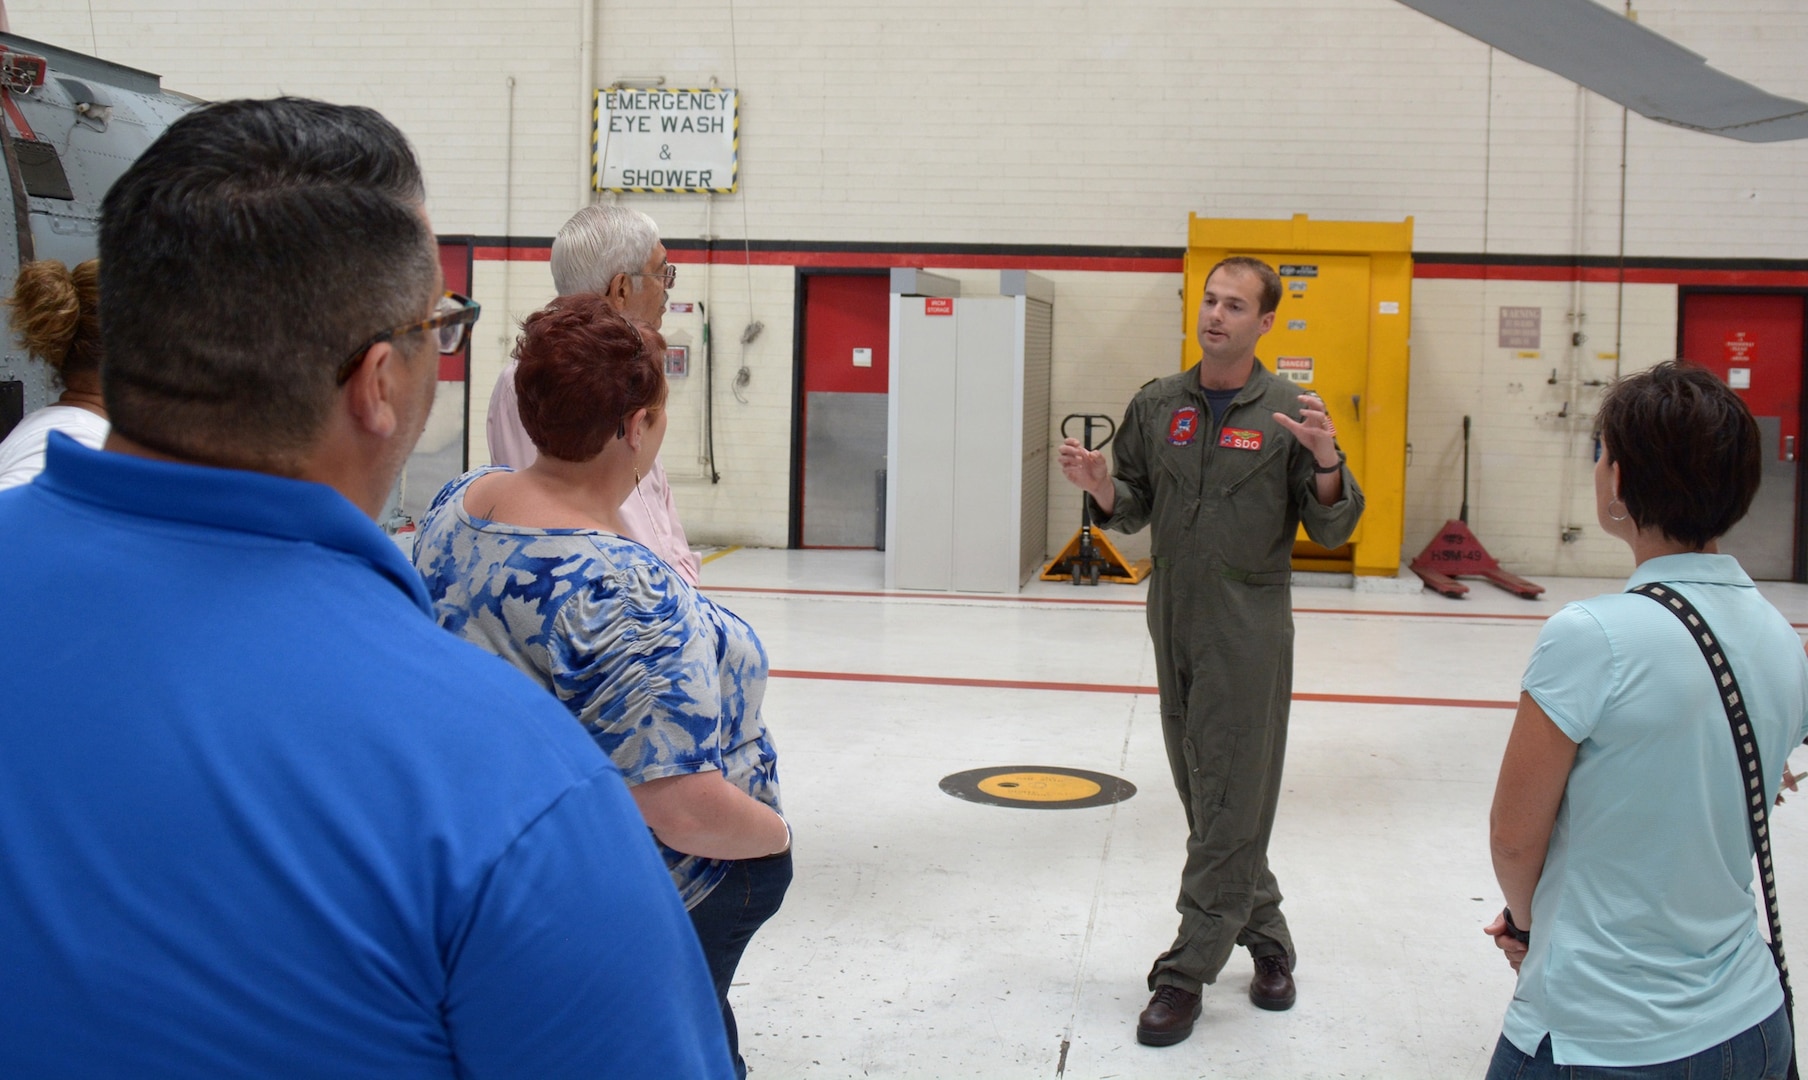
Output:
top-left (514, 293), bottom-right (666, 463)
top-left (1206, 257), bottom-right (1283, 315)
top-left (1596, 361), bottom-right (1761, 549)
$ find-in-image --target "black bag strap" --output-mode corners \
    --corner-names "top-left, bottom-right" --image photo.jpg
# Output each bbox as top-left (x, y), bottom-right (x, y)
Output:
top-left (1632, 582), bottom-right (1797, 1077)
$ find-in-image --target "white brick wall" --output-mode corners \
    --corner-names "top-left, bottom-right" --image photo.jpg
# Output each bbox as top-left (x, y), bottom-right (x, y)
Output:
top-left (14, 0), bottom-right (1808, 574)
top-left (11, 1), bottom-right (595, 236)
top-left (20, 1), bottom-right (1804, 250)
top-left (660, 263), bottom-right (797, 549)
top-left (1404, 279), bottom-right (1678, 578)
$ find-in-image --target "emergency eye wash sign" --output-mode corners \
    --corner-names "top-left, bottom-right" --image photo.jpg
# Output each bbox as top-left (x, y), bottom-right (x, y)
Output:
top-left (593, 87), bottom-right (738, 194)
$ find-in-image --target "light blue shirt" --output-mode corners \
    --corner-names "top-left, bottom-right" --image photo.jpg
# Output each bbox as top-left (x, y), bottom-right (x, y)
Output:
top-left (1506, 553), bottom-right (1808, 1065)
top-left (413, 469), bottom-right (782, 910)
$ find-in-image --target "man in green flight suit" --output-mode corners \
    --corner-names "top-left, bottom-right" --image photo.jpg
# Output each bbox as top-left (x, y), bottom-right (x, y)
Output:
top-left (1059, 256), bottom-right (1363, 1047)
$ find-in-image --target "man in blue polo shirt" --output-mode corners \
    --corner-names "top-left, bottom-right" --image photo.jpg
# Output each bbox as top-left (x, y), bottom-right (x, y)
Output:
top-left (0, 98), bottom-right (732, 1078)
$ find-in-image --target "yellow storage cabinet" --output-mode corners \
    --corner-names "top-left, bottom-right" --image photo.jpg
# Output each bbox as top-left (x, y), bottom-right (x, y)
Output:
top-left (1183, 213), bottom-right (1413, 577)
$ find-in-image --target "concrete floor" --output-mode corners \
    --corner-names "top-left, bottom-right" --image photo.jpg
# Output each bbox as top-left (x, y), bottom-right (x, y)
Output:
top-left (689, 548), bottom-right (1808, 1080)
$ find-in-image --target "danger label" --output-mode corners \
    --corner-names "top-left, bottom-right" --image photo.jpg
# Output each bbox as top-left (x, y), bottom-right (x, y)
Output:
top-left (1275, 356), bottom-right (1314, 384)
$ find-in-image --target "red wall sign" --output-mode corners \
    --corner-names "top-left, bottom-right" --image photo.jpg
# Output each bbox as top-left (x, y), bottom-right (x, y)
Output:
top-left (925, 297), bottom-right (954, 316)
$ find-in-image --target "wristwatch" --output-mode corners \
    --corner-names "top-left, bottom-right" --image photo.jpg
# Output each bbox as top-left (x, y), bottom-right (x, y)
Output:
top-left (1500, 907), bottom-right (1531, 945)
top-left (1312, 453), bottom-right (1345, 475)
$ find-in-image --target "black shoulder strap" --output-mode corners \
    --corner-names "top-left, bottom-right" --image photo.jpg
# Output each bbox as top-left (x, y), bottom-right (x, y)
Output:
top-left (1632, 582), bottom-right (1796, 1076)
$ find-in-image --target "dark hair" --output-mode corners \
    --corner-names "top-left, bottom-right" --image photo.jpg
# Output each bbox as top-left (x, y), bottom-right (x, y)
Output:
top-left (514, 294), bottom-right (667, 463)
top-left (8, 259), bottom-right (100, 385)
top-left (1206, 256), bottom-right (1283, 315)
top-left (1596, 361), bottom-right (1761, 549)
top-left (97, 97), bottom-right (438, 472)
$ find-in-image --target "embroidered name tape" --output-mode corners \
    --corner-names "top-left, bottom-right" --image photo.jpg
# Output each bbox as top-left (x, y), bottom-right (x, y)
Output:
top-left (1219, 427), bottom-right (1263, 451)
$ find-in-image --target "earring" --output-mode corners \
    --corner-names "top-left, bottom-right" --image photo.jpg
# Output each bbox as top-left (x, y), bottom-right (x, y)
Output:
top-left (1608, 497), bottom-right (1629, 522)
top-left (633, 465), bottom-right (643, 487)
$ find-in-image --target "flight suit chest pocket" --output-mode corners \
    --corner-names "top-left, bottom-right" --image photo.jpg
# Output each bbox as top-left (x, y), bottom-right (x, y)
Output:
top-left (1220, 442), bottom-right (1284, 497)
top-left (1154, 429), bottom-right (1204, 490)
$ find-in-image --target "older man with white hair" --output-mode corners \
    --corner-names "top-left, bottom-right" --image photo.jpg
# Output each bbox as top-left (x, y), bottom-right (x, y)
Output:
top-left (486, 204), bottom-right (701, 583)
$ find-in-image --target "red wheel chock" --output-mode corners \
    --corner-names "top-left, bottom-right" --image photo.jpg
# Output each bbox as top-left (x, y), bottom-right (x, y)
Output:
top-left (1409, 518), bottom-right (1545, 599)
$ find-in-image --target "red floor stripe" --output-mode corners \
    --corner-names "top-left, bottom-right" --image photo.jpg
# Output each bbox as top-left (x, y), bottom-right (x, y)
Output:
top-left (767, 668), bottom-right (1516, 709)
top-left (1296, 605), bottom-right (1547, 622)
top-left (704, 584), bottom-right (1145, 607)
top-left (702, 584), bottom-right (1553, 620)
top-left (704, 586), bottom-right (1808, 629)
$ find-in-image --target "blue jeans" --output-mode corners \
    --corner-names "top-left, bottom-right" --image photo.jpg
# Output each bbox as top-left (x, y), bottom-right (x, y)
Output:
top-left (688, 850), bottom-right (792, 1080)
top-left (1484, 1004), bottom-right (1792, 1080)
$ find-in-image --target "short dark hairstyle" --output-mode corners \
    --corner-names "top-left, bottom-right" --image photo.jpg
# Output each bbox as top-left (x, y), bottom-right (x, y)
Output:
top-left (98, 97), bottom-right (438, 472)
top-left (1206, 256), bottom-right (1283, 316)
top-left (514, 294), bottom-right (667, 463)
top-left (1596, 361), bottom-right (1761, 549)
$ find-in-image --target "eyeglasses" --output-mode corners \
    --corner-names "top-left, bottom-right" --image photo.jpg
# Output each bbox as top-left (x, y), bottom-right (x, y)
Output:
top-left (336, 292), bottom-right (483, 386)
top-left (337, 292), bottom-right (482, 385)
top-left (628, 264), bottom-right (677, 290)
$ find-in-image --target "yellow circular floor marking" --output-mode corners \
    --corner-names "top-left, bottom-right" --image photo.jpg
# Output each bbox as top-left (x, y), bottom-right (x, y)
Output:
top-left (940, 765), bottom-right (1135, 810)
top-left (977, 772), bottom-right (1103, 802)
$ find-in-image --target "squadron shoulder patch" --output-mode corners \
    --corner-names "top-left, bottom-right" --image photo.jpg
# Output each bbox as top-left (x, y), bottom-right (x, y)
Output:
top-left (1167, 406), bottom-right (1201, 446)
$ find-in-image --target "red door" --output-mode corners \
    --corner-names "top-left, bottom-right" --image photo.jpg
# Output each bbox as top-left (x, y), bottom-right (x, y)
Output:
top-left (1680, 292), bottom-right (1806, 580)
top-left (394, 239), bottom-right (475, 524)
top-left (796, 273), bottom-right (891, 548)
top-left (437, 240), bottom-right (472, 385)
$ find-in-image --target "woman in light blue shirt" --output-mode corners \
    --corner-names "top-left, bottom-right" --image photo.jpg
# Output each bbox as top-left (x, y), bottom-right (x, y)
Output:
top-left (1485, 362), bottom-right (1806, 1079)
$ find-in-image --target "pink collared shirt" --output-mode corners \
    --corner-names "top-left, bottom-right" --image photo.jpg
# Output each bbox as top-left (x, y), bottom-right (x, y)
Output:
top-left (486, 360), bottom-right (702, 585)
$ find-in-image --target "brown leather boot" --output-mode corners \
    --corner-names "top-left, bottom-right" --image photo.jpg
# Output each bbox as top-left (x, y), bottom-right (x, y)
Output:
top-left (1248, 954), bottom-right (1296, 1011)
top-left (1135, 984), bottom-right (1202, 1046)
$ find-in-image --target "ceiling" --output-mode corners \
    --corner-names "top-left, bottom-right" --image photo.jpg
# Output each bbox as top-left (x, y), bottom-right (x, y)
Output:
top-left (1396, 0), bottom-right (1808, 141)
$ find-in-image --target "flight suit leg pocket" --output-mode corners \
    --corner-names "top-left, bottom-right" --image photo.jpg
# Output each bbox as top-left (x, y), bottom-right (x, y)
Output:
top-left (1187, 725), bottom-right (1273, 849)
top-left (1182, 730), bottom-right (1239, 823)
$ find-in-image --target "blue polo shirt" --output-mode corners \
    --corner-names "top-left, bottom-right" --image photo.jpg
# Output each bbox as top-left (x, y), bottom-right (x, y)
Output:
top-left (1506, 553), bottom-right (1808, 1066)
top-left (0, 435), bottom-right (732, 1079)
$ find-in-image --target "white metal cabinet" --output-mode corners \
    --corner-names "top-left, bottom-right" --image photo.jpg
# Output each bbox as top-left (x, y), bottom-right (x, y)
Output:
top-left (886, 271), bottom-right (1052, 593)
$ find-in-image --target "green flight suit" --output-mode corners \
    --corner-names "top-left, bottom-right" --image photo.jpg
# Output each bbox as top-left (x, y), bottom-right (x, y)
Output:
top-left (1092, 360), bottom-right (1364, 994)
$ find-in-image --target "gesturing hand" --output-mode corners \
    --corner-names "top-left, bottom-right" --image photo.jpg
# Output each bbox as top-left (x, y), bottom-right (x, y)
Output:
top-left (1273, 392), bottom-right (1339, 467)
top-left (1058, 437), bottom-right (1110, 498)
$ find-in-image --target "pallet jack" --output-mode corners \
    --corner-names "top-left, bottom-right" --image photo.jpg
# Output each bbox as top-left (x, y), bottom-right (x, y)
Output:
top-left (1041, 413), bottom-right (1152, 586)
top-left (1409, 415), bottom-right (1545, 599)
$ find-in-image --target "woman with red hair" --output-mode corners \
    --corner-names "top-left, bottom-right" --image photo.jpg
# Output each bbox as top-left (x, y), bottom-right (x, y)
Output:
top-left (413, 293), bottom-right (789, 1080)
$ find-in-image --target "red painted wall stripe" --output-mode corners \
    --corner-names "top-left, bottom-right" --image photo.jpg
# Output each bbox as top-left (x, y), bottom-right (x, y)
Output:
top-left (474, 246), bottom-right (551, 262)
top-left (474, 244), bottom-right (1178, 272)
top-left (468, 243), bottom-right (1808, 286)
top-left (1415, 263), bottom-right (1808, 287)
top-left (768, 667), bottom-right (1516, 709)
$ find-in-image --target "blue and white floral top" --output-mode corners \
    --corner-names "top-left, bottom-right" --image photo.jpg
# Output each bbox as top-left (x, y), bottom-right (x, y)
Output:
top-left (413, 468), bottom-right (781, 909)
